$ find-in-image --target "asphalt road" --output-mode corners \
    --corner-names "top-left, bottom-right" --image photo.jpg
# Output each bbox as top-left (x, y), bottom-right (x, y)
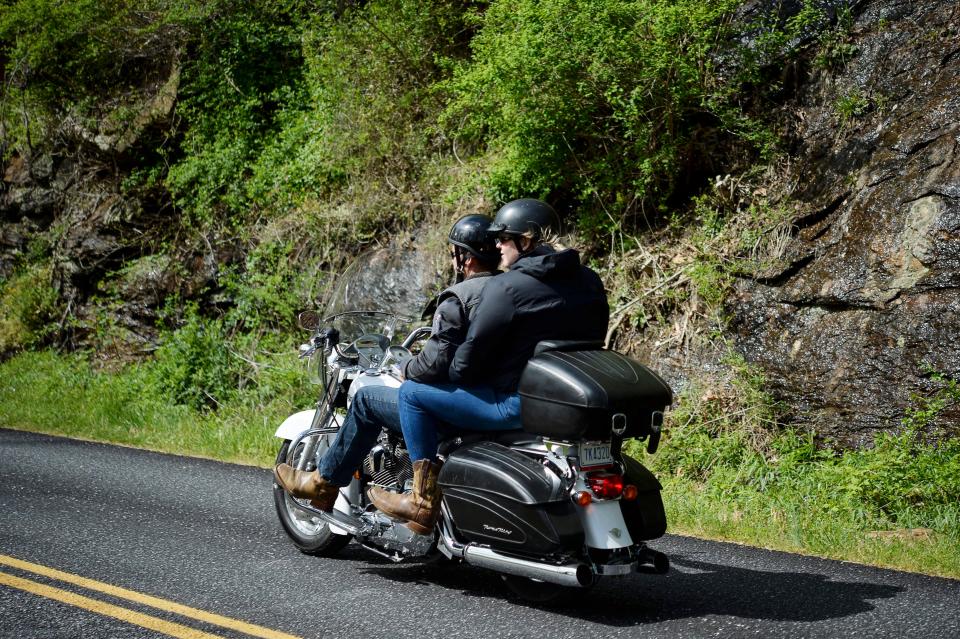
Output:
top-left (1, 428), bottom-right (958, 639)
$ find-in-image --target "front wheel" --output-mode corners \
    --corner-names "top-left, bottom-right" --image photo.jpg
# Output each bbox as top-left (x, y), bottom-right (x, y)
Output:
top-left (272, 439), bottom-right (351, 556)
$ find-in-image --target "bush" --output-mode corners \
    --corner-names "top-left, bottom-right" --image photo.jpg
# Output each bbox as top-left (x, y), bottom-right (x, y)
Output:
top-left (0, 263), bottom-right (59, 353)
top-left (443, 0), bottom-right (743, 236)
top-left (149, 308), bottom-right (240, 410)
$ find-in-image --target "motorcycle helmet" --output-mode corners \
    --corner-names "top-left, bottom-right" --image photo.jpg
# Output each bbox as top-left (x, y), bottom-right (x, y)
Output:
top-left (448, 214), bottom-right (500, 262)
top-left (488, 198), bottom-right (561, 243)
top-left (448, 214), bottom-right (500, 279)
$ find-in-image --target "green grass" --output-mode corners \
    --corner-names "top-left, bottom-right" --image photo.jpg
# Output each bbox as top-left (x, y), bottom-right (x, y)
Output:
top-left (654, 474), bottom-right (960, 579)
top-left (0, 350), bottom-right (304, 466)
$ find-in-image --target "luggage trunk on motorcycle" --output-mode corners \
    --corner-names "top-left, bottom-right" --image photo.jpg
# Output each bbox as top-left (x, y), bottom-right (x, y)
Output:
top-left (438, 441), bottom-right (584, 555)
top-left (518, 348), bottom-right (673, 441)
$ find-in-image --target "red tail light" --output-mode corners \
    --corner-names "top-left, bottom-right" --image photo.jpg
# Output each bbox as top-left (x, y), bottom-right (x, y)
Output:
top-left (585, 471), bottom-right (624, 500)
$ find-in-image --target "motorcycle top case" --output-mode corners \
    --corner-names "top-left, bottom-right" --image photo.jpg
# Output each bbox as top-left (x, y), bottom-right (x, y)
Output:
top-left (518, 347), bottom-right (673, 441)
top-left (438, 441), bottom-right (584, 555)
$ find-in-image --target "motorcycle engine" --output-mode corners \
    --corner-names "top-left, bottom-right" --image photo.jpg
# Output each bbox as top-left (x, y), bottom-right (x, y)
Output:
top-left (363, 432), bottom-right (413, 490)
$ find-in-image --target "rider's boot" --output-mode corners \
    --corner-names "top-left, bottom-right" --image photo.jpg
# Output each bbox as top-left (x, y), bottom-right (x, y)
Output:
top-left (274, 464), bottom-right (340, 512)
top-left (367, 459), bottom-right (442, 535)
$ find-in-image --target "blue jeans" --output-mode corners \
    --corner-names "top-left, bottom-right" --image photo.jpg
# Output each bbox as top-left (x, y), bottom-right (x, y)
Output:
top-left (318, 384), bottom-right (401, 486)
top-left (397, 380), bottom-right (522, 462)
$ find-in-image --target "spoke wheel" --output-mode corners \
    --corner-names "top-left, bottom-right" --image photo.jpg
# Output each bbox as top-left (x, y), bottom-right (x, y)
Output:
top-left (272, 439), bottom-right (351, 556)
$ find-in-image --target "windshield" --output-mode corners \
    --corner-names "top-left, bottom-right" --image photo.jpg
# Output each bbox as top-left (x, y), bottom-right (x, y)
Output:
top-left (321, 310), bottom-right (416, 345)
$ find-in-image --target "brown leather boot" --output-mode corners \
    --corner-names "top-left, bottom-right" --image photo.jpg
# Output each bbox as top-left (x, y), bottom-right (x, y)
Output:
top-left (273, 463), bottom-right (340, 512)
top-left (367, 459), bottom-right (442, 535)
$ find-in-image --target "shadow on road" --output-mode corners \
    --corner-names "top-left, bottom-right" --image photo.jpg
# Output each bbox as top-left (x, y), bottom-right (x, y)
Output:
top-left (360, 552), bottom-right (904, 625)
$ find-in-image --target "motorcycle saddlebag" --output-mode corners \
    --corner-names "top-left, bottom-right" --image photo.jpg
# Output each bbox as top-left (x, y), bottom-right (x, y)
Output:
top-left (620, 455), bottom-right (666, 540)
top-left (518, 347), bottom-right (673, 441)
top-left (438, 441), bottom-right (584, 555)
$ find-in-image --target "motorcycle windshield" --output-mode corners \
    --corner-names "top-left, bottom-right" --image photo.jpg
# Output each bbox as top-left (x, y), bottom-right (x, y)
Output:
top-left (322, 310), bottom-right (417, 345)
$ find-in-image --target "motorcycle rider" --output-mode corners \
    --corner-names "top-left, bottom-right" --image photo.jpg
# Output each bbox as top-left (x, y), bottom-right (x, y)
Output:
top-left (274, 214), bottom-right (500, 511)
top-left (369, 198), bottom-right (609, 534)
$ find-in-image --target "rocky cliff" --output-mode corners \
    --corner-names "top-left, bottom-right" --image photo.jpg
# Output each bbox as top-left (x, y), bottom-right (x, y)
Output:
top-left (731, 0), bottom-right (960, 444)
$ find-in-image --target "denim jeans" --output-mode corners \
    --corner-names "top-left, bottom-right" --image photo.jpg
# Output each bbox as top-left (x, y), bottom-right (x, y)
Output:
top-left (318, 384), bottom-right (402, 486)
top-left (397, 380), bottom-right (522, 462)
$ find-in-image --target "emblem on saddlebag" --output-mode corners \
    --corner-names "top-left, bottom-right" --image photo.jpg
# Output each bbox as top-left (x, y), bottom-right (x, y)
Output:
top-left (482, 524), bottom-right (514, 536)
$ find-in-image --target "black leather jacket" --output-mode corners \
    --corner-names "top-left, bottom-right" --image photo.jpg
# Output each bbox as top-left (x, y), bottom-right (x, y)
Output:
top-left (403, 272), bottom-right (495, 382)
top-left (449, 245), bottom-right (609, 392)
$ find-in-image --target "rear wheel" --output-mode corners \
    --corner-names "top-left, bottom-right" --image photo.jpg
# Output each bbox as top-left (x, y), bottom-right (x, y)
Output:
top-left (272, 439), bottom-right (351, 556)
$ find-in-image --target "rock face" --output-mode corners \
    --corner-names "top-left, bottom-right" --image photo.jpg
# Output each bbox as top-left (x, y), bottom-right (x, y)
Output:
top-left (731, 0), bottom-right (960, 444)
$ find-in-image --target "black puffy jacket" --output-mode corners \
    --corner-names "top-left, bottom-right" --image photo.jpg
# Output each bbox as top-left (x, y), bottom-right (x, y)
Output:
top-left (449, 245), bottom-right (609, 392)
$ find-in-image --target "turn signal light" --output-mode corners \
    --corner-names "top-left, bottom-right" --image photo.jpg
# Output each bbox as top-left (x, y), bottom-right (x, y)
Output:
top-left (586, 471), bottom-right (624, 500)
top-left (622, 484), bottom-right (638, 501)
top-left (574, 491), bottom-right (593, 506)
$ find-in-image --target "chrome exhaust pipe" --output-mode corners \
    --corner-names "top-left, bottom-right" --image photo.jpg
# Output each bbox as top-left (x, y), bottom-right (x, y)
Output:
top-left (461, 546), bottom-right (593, 588)
top-left (436, 514), bottom-right (591, 587)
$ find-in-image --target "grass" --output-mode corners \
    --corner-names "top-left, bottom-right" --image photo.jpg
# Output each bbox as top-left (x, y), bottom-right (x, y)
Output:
top-left (0, 350), bottom-right (301, 467)
top-left (654, 474), bottom-right (960, 579)
top-left (2, 348), bottom-right (958, 580)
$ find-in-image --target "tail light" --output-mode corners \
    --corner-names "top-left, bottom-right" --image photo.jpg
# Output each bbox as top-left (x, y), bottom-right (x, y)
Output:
top-left (585, 471), bottom-right (624, 500)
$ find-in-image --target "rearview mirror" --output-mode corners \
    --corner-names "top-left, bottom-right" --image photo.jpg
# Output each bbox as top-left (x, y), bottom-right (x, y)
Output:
top-left (297, 311), bottom-right (320, 331)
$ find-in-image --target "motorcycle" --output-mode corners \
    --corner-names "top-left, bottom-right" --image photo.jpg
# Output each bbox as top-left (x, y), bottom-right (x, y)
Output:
top-left (273, 309), bottom-right (673, 601)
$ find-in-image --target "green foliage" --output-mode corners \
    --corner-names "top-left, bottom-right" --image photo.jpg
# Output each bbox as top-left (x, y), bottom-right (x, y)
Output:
top-left (0, 0), bottom-right (186, 154)
top-left (443, 0), bottom-right (746, 236)
top-left (149, 307), bottom-right (240, 410)
top-left (0, 348), bottom-right (313, 465)
top-left (813, 2), bottom-right (858, 69)
top-left (835, 91), bottom-right (869, 122)
top-left (0, 262), bottom-right (60, 353)
top-left (164, 1), bottom-right (311, 223)
top-left (221, 239), bottom-right (305, 341)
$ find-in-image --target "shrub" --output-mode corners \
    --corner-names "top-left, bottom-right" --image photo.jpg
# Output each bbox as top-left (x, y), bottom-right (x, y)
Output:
top-left (0, 263), bottom-right (59, 353)
top-left (148, 308), bottom-right (240, 410)
top-left (443, 0), bottom-right (743, 235)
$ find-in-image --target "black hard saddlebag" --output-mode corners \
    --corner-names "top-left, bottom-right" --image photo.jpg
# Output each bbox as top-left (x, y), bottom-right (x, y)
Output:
top-left (438, 441), bottom-right (584, 555)
top-left (620, 455), bottom-right (667, 541)
top-left (518, 343), bottom-right (673, 442)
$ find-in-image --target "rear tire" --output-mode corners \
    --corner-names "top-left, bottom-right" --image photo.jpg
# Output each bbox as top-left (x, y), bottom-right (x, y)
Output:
top-left (273, 439), bottom-right (351, 556)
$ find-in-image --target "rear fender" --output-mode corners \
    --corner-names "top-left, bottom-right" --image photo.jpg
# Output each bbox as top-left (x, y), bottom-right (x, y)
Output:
top-left (577, 500), bottom-right (634, 549)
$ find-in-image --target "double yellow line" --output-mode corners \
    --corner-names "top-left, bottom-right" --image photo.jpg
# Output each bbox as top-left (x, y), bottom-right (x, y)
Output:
top-left (0, 554), bottom-right (302, 639)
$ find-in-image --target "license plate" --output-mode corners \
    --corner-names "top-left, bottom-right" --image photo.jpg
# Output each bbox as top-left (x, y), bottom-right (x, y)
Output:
top-left (580, 441), bottom-right (613, 467)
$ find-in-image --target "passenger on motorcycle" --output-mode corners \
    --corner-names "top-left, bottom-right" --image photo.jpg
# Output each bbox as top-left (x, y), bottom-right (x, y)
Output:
top-left (273, 214), bottom-right (500, 511)
top-left (369, 199), bottom-right (609, 534)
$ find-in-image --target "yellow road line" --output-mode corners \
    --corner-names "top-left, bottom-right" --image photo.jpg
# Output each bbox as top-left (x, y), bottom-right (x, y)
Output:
top-left (0, 555), bottom-right (302, 639)
top-left (0, 571), bottom-right (225, 639)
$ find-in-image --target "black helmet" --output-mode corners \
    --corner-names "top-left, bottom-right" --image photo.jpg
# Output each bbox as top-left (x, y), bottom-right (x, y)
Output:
top-left (448, 214), bottom-right (500, 264)
top-left (488, 198), bottom-right (560, 242)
